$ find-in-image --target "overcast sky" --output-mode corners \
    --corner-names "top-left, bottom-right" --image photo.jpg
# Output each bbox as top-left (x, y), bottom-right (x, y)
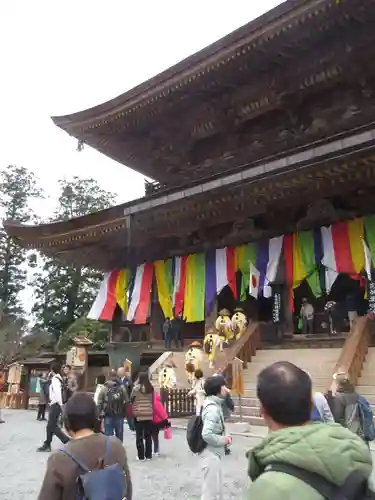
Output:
top-left (0, 1), bottom-right (283, 316)
top-left (0, 0), bottom-right (282, 217)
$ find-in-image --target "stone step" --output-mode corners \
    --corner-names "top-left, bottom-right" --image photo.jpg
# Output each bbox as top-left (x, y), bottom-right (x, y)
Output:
top-left (242, 386), bottom-right (327, 398)
top-left (242, 381), bottom-right (330, 390)
top-left (231, 414), bottom-right (267, 426)
top-left (354, 385), bottom-right (375, 396)
top-left (234, 405), bottom-right (261, 417)
top-left (355, 376), bottom-right (375, 386)
top-left (244, 368), bottom-right (333, 378)
top-left (253, 349), bottom-right (341, 359)
top-left (231, 396), bottom-right (259, 407)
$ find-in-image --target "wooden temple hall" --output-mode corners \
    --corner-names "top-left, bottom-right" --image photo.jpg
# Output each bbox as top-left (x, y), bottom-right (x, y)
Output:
top-left (6, 0), bottom-right (375, 347)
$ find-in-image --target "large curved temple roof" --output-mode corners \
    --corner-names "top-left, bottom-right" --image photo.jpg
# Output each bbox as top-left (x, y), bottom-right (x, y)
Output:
top-left (51, 0), bottom-right (374, 185)
top-left (7, 0), bottom-right (375, 270)
top-left (6, 124), bottom-right (375, 270)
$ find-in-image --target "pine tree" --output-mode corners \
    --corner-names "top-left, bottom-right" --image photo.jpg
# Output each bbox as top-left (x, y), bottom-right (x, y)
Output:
top-left (0, 165), bottom-right (42, 317)
top-left (31, 177), bottom-right (116, 342)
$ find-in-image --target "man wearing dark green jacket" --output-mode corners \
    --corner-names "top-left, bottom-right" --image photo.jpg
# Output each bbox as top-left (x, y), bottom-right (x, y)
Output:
top-left (246, 361), bottom-right (373, 499)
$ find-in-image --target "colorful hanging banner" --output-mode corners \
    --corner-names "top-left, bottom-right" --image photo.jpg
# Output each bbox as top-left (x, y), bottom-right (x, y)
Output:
top-left (365, 215), bottom-right (375, 268)
top-left (283, 234), bottom-right (294, 311)
top-left (205, 248), bottom-right (237, 313)
top-left (87, 271), bottom-right (119, 321)
top-left (184, 253), bottom-right (206, 322)
top-left (88, 215), bottom-right (375, 323)
top-left (298, 230), bottom-right (321, 297)
top-left (154, 259), bottom-right (173, 319)
top-left (236, 243), bottom-right (256, 300)
top-left (256, 240), bottom-right (270, 295)
top-left (127, 263), bottom-right (154, 324)
top-left (263, 236), bottom-right (284, 298)
top-left (115, 268), bottom-right (131, 316)
top-left (172, 256), bottom-right (187, 317)
top-left (347, 218), bottom-right (365, 273)
top-left (321, 225), bottom-right (339, 293)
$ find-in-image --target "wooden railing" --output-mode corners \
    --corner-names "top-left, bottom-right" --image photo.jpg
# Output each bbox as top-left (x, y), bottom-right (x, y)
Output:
top-left (148, 351), bottom-right (173, 379)
top-left (329, 316), bottom-right (372, 393)
top-left (216, 322), bottom-right (261, 387)
top-left (0, 391), bottom-right (25, 409)
top-left (160, 388), bottom-right (195, 417)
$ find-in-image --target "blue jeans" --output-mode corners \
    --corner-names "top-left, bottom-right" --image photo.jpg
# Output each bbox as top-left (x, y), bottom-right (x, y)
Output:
top-left (104, 417), bottom-right (124, 442)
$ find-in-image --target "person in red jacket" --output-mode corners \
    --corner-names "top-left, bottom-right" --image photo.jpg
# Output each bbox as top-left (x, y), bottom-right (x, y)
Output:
top-left (152, 391), bottom-right (170, 456)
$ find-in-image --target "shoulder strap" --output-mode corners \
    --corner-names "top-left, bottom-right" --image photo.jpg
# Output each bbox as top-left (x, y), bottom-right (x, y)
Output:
top-left (59, 445), bottom-right (90, 473)
top-left (267, 463), bottom-right (337, 500)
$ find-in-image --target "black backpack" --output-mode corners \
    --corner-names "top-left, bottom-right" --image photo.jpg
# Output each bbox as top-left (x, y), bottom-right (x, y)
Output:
top-left (186, 403), bottom-right (223, 454)
top-left (105, 385), bottom-right (127, 417)
top-left (186, 413), bottom-right (207, 454)
top-left (265, 463), bottom-right (375, 500)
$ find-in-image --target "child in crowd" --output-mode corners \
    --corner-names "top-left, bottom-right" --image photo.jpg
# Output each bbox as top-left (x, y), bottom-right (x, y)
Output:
top-left (188, 369), bottom-right (205, 415)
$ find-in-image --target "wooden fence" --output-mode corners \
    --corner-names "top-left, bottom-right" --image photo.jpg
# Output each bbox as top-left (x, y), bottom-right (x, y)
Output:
top-left (160, 388), bottom-right (195, 418)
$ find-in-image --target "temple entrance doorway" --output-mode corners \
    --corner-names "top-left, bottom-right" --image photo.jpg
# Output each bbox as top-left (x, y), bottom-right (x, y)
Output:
top-left (293, 272), bottom-right (366, 335)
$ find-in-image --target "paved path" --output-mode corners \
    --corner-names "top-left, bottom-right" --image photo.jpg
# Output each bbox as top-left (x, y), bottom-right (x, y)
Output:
top-left (0, 410), bottom-right (255, 500)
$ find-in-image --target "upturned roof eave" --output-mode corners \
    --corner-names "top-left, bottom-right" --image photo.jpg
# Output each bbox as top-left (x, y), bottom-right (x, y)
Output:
top-left (51, 0), bottom-right (318, 133)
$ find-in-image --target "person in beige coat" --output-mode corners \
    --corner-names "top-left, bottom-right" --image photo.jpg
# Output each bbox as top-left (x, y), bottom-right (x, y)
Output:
top-left (131, 372), bottom-right (154, 461)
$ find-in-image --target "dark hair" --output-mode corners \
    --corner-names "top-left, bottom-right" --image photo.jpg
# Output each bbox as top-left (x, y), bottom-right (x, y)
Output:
top-left (50, 362), bottom-right (62, 375)
top-left (194, 369), bottom-right (204, 379)
top-left (138, 371), bottom-right (153, 394)
top-left (109, 369), bottom-right (117, 379)
top-left (64, 364), bottom-right (72, 370)
top-left (257, 361), bottom-right (312, 426)
top-left (204, 376), bottom-right (225, 396)
top-left (63, 392), bottom-right (99, 433)
top-left (96, 374), bottom-right (106, 385)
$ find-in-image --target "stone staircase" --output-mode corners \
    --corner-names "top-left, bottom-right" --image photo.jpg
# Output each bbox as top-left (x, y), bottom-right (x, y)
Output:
top-left (231, 346), bottom-right (341, 425)
top-left (355, 347), bottom-right (375, 410)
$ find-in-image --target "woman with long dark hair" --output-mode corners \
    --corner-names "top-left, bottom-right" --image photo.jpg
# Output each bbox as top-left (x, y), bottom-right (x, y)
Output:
top-left (131, 371), bottom-right (154, 461)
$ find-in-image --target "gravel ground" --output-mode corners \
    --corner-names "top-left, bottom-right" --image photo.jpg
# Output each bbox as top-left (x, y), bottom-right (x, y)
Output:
top-left (0, 409), bottom-right (254, 500)
top-left (3, 410), bottom-right (375, 500)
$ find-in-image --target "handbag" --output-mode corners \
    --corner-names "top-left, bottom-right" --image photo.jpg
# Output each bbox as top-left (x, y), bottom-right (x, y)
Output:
top-left (164, 426), bottom-right (172, 440)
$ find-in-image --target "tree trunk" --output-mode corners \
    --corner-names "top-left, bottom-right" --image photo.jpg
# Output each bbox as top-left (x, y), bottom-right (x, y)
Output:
top-left (66, 266), bottom-right (82, 327)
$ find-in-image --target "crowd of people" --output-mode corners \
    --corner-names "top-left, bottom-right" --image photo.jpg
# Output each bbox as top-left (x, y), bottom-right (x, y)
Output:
top-left (32, 357), bottom-right (375, 500)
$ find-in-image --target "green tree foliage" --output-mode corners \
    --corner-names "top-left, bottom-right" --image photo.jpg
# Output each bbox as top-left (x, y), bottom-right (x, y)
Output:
top-left (57, 317), bottom-right (110, 352)
top-left (0, 165), bottom-right (42, 316)
top-left (31, 177), bottom-right (116, 343)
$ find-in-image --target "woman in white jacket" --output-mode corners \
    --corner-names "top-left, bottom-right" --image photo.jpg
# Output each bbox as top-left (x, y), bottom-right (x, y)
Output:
top-left (188, 369), bottom-right (205, 415)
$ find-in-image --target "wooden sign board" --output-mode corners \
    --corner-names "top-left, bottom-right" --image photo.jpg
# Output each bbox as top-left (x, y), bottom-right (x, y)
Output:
top-left (68, 346), bottom-right (86, 368)
top-left (8, 363), bottom-right (22, 385)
